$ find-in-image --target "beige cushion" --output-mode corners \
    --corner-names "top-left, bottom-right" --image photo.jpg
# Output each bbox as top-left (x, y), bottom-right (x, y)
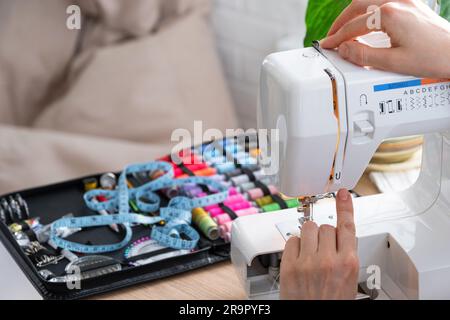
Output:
top-left (34, 13), bottom-right (237, 145)
top-left (0, 124), bottom-right (168, 195)
top-left (0, 0), bottom-right (79, 126)
top-left (77, 0), bottom-right (160, 37)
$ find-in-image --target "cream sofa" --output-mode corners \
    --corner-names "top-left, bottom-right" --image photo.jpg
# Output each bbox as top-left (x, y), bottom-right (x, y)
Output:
top-left (0, 0), bottom-right (237, 194)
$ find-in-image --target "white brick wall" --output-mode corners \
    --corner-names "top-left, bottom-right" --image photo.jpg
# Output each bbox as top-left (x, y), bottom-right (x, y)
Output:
top-left (211, 0), bottom-right (308, 128)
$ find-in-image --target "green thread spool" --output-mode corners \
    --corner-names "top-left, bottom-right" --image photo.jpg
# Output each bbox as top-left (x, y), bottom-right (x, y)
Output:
top-left (192, 208), bottom-right (219, 241)
top-left (192, 207), bottom-right (208, 225)
top-left (262, 198), bottom-right (299, 213)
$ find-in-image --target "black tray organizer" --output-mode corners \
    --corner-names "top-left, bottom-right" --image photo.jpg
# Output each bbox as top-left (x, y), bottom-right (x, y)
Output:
top-left (0, 136), bottom-right (273, 300)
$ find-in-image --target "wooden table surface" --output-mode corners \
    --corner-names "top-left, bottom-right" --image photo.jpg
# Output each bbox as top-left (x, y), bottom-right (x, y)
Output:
top-left (97, 173), bottom-right (379, 300)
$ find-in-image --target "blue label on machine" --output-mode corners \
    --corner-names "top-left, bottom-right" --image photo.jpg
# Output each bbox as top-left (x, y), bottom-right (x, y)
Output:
top-left (374, 79), bottom-right (422, 92)
top-left (374, 79), bottom-right (450, 92)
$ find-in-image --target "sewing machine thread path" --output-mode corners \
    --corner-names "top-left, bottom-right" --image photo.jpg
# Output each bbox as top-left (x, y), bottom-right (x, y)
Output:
top-left (231, 45), bottom-right (450, 299)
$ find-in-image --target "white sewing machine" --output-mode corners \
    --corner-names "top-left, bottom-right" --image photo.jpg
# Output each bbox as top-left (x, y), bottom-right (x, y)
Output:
top-left (231, 39), bottom-right (450, 299)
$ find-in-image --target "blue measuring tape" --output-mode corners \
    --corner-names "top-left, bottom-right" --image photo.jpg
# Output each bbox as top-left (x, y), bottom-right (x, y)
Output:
top-left (50, 161), bottom-right (229, 254)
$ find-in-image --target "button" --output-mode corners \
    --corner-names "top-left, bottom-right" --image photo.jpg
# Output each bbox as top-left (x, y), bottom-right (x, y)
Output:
top-left (354, 120), bottom-right (374, 134)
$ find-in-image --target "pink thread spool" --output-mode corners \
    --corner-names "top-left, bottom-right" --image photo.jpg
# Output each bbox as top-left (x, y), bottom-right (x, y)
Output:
top-left (203, 193), bottom-right (245, 211)
top-left (230, 201), bottom-right (252, 211)
top-left (209, 200), bottom-right (252, 217)
top-left (209, 208), bottom-right (225, 217)
top-left (247, 185), bottom-right (278, 201)
top-left (204, 203), bottom-right (219, 211)
top-left (215, 214), bottom-right (231, 225)
top-left (219, 221), bottom-right (233, 236)
top-left (222, 232), bottom-right (231, 242)
top-left (184, 187), bottom-right (203, 198)
top-left (214, 207), bottom-right (259, 224)
top-left (223, 194), bottom-right (246, 206)
top-left (174, 163), bottom-right (208, 177)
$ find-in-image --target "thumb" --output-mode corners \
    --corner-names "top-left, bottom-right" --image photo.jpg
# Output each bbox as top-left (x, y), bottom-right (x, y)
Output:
top-left (338, 40), bottom-right (401, 71)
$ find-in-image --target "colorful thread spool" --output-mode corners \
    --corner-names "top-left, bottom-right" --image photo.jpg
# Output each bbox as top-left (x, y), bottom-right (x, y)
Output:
top-left (208, 201), bottom-right (253, 217)
top-left (203, 193), bottom-right (246, 211)
top-left (209, 174), bottom-right (226, 182)
top-left (178, 167), bottom-right (217, 179)
top-left (207, 202), bottom-right (250, 217)
top-left (224, 168), bottom-right (244, 179)
top-left (228, 187), bottom-right (239, 196)
top-left (149, 170), bottom-right (165, 180)
top-left (202, 143), bottom-right (241, 157)
top-left (229, 201), bottom-right (252, 211)
top-left (223, 194), bottom-right (247, 206)
top-left (247, 185), bottom-right (278, 201)
top-left (215, 162), bottom-right (235, 174)
top-left (182, 188), bottom-right (202, 198)
top-left (208, 208), bottom-right (225, 218)
top-left (183, 184), bottom-right (224, 198)
top-left (192, 208), bottom-right (220, 241)
top-left (262, 198), bottom-right (300, 212)
top-left (219, 222), bottom-right (233, 238)
top-left (100, 173), bottom-right (117, 190)
top-left (83, 178), bottom-right (98, 192)
top-left (160, 153), bottom-right (201, 166)
top-left (231, 171), bottom-right (264, 186)
top-left (208, 207), bottom-right (226, 217)
top-left (174, 163), bottom-right (208, 177)
top-left (255, 195), bottom-right (274, 207)
top-left (224, 165), bottom-right (259, 179)
top-left (150, 170), bottom-right (178, 198)
top-left (238, 178), bottom-right (273, 192)
top-left (214, 207), bottom-right (259, 225)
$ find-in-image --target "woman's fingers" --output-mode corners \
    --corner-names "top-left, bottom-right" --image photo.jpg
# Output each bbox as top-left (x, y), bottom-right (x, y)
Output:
top-left (322, 11), bottom-right (378, 49)
top-left (336, 189), bottom-right (357, 253)
top-left (300, 221), bottom-right (319, 257)
top-left (318, 224), bottom-right (337, 253)
top-left (338, 40), bottom-right (402, 70)
top-left (283, 236), bottom-right (301, 262)
top-left (327, 0), bottom-right (392, 36)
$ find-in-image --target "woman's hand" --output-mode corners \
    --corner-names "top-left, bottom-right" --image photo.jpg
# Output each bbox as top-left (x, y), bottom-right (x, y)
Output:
top-left (280, 189), bottom-right (359, 300)
top-left (321, 0), bottom-right (450, 78)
